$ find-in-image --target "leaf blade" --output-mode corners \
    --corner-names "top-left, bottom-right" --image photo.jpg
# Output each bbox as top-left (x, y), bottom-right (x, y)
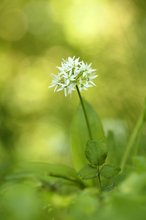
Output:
top-left (78, 165), bottom-right (98, 180)
top-left (70, 100), bottom-right (106, 171)
top-left (85, 140), bottom-right (107, 166)
top-left (100, 164), bottom-right (121, 179)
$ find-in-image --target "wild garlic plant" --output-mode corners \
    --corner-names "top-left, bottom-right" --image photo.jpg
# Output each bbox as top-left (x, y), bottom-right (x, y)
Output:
top-left (5, 57), bottom-right (145, 201)
top-left (49, 57), bottom-right (120, 191)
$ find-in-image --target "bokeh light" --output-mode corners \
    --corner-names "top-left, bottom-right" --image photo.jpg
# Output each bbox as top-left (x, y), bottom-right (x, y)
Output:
top-left (0, 9), bottom-right (27, 41)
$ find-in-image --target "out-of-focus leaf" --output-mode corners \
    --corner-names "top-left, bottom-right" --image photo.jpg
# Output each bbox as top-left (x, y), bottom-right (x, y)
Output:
top-left (78, 165), bottom-right (97, 180)
top-left (70, 100), bottom-right (106, 171)
top-left (119, 172), bottom-right (146, 195)
top-left (100, 164), bottom-right (121, 179)
top-left (0, 182), bottom-right (41, 220)
top-left (121, 100), bottom-right (146, 171)
top-left (85, 140), bottom-right (107, 166)
top-left (132, 156), bottom-right (146, 173)
top-left (68, 190), bottom-right (99, 219)
top-left (106, 130), bottom-right (118, 165)
top-left (6, 162), bottom-right (83, 186)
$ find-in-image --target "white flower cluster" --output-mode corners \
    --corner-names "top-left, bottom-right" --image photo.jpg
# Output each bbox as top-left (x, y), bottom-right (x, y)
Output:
top-left (49, 56), bottom-right (97, 96)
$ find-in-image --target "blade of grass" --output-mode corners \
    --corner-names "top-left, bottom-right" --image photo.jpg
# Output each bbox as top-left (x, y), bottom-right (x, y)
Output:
top-left (120, 99), bottom-right (146, 172)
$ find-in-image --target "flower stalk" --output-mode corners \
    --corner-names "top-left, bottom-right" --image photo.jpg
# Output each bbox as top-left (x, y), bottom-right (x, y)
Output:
top-left (76, 85), bottom-right (93, 140)
top-left (76, 85), bottom-right (102, 190)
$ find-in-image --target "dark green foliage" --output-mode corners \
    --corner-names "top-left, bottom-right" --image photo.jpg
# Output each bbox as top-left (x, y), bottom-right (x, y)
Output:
top-left (78, 165), bottom-right (97, 180)
top-left (85, 140), bottom-right (107, 166)
top-left (100, 164), bottom-right (121, 179)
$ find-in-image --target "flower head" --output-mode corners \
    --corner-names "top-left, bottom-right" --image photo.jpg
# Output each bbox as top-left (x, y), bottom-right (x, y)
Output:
top-left (49, 56), bottom-right (97, 96)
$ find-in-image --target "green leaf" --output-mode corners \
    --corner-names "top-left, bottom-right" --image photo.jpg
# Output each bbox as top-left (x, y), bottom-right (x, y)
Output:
top-left (78, 165), bottom-right (98, 179)
top-left (70, 100), bottom-right (106, 171)
top-left (6, 162), bottom-right (81, 185)
top-left (85, 140), bottom-right (107, 166)
top-left (100, 164), bottom-right (121, 179)
top-left (106, 130), bottom-right (116, 164)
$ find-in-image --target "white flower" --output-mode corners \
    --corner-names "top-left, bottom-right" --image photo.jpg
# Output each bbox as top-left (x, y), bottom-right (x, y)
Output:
top-left (49, 56), bottom-right (97, 96)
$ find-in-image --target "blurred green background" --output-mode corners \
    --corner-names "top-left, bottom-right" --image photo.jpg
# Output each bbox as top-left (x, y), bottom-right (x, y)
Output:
top-left (0, 0), bottom-right (146, 171)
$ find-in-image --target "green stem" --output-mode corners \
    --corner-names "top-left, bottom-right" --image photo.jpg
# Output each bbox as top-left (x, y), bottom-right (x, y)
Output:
top-left (76, 86), bottom-right (102, 191)
top-left (76, 85), bottom-right (93, 140)
top-left (97, 165), bottom-right (102, 190)
top-left (76, 86), bottom-right (101, 190)
top-left (120, 100), bottom-right (146, 172)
